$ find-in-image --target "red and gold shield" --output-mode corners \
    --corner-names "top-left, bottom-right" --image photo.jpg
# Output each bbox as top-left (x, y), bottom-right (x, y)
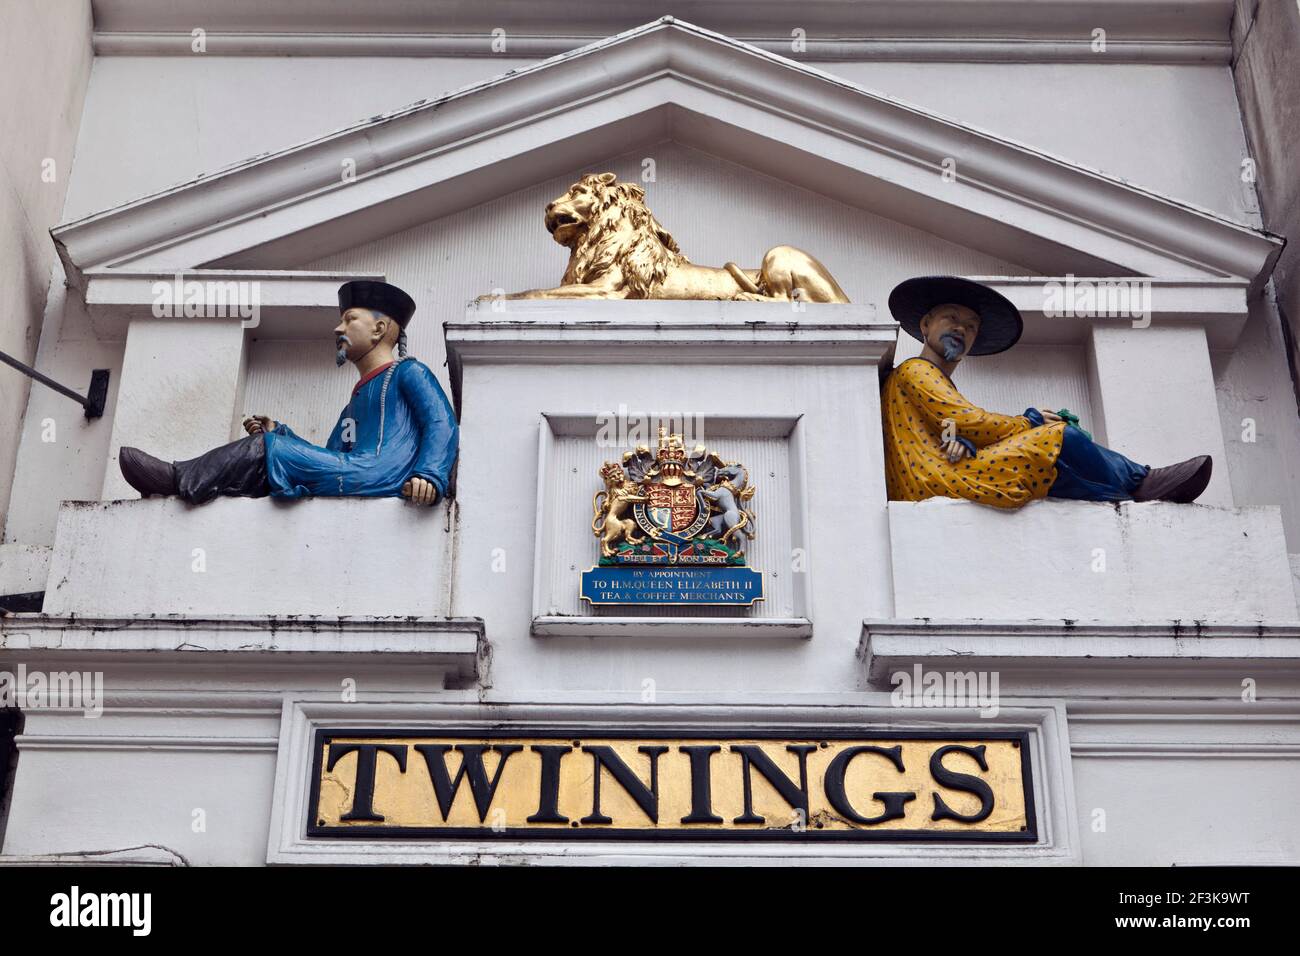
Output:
top-left (646, 482), bottom-right (698, 532)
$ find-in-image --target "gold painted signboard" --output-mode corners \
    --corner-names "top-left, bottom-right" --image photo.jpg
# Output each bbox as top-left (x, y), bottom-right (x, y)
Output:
top-left (308, 730), bottom-right (1036, 842)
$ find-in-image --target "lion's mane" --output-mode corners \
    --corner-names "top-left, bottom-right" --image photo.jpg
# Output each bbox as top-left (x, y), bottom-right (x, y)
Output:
top-left (560, 176), bottom-right (689, 298)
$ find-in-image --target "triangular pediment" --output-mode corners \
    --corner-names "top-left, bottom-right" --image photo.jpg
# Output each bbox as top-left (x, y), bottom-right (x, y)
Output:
top-left (53, 17), bottom-right (1281, 291)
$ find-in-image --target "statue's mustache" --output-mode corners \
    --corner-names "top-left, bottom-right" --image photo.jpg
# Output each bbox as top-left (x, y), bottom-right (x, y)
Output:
top-left (939, 330), bottom-right (967, 361)
top-left (335, 334), bottom-right (351, 367)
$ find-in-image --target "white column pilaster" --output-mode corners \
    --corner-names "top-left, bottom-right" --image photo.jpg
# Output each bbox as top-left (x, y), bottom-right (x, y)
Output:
top-left (102, 318), bottom-right (247, 499)
top-left (1086, 323), bottom-right (1232, 507)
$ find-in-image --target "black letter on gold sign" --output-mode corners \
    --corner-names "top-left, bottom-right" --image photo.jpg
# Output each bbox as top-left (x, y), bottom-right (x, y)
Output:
top-left (823, 745), bottom-right (916, 825)
top-left (731, 744), bottom-right (816, 825)
top-left (414, 744), bottom-right (523, 823)
top-left (679, 745), bottom-right (724, 824)
top-left (527, 745), bottom-right (572, 824)
top-left (929, 744), bottom-right (995, 823)
top-left (326, 743), bottom-right (408, 822)
top-left (581, 745), bottom-right (669, 825)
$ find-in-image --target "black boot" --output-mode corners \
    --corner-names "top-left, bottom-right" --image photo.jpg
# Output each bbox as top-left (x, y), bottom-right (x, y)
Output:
top-left (1133, 455), bottom-right (1212, 503)
top-left (118, 447), bottom-right (178, 497)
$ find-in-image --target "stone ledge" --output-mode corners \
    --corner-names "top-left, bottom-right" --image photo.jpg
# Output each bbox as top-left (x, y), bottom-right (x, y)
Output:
top-left (888, 498), bottom-right (1298, 623)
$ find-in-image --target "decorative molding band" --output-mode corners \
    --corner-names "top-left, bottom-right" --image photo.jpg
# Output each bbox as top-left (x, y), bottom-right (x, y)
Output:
top-left (53, 18), bottom-right (1280, 295)
top-left (860, 619), bottom-right (1300, 687)
top-left (91, 32), bottom-right (1232, 64)
top-left (16, 734), bottom-right (280, 753)
top-left (531, 616), bottom-right (813, 639)
top-left (0, 845), bottom-right (187, 866)
top-left (1071, 742), bottom-right (1300, 758)
top-left (0, 613), bottom-right (484, 680)
top-left (446, 301), bottom-right (897, 384)
top-left (1067, 700), bottom-right (1300, 717)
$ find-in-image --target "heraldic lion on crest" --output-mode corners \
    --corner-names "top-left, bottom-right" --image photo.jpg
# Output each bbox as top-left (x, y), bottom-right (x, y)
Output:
top-left (500, 172), bottom-right (850, 303)
top-left (592, 461), bottom-right (648, 558)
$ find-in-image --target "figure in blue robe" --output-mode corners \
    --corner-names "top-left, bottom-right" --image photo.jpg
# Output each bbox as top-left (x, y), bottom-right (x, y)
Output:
top-left (116, 280), bottom-right (460, 507)
top-left (262, 357), bottom-right (457, 499)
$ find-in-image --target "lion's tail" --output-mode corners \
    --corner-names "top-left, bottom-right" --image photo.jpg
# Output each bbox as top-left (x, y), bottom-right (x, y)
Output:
top-left (725, 262), bottom-right (763, 295)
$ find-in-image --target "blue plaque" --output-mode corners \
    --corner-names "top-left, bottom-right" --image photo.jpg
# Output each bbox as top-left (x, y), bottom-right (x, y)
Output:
top-left (580, 566), bottom-right (764, 606)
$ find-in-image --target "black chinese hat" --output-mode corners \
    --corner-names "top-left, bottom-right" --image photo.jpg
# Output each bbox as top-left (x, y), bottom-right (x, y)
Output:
top-left (337, 280), bottom-right (417, 328)
top-left (888, 276), bottom-right (1023, 356)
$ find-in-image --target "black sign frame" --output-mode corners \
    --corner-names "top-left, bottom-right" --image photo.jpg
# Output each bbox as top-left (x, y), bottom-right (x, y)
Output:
top-left (305, 727), bottom-right (1038, 843)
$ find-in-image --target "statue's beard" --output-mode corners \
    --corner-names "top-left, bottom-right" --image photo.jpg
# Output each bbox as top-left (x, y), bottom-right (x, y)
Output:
top-left (335, 335), bottom-right (350, 367)
top-left (939, 331), bottom-right (967, 362)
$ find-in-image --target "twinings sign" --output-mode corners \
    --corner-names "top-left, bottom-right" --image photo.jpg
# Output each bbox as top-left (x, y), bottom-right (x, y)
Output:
top-left (308, 730), bottom-right (1036, 842)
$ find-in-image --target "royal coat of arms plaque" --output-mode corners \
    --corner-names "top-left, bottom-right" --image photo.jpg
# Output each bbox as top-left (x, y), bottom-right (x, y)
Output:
top-left (581, 427), bottom-right (764, 606)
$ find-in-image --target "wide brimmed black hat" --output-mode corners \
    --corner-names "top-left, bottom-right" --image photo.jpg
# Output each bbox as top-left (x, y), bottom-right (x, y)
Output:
top-left (337, 280), bottom-right (416, 328)
top-left (888, 276), bottom-right (1023, 356)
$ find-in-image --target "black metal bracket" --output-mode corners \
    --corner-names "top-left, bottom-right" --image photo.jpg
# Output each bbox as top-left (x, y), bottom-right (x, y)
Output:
top-left (0, 350), bottom-right (110, 419)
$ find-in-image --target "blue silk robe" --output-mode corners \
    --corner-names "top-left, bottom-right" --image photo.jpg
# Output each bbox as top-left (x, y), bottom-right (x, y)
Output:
top-left (262, 358), bottom-right (458, 499)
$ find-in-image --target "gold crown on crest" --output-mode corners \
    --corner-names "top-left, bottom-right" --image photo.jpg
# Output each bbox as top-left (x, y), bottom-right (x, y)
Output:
top-left (656, 425), bottom-right (686, 464)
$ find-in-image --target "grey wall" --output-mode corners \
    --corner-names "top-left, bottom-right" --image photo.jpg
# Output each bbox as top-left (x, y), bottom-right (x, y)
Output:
top-left (1232, 0), bottom-right (1300, 418)
top-left (0, 0), bottom-right (93, 538)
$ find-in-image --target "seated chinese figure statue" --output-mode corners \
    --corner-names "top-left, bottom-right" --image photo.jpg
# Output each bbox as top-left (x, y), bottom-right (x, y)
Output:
top-left (881, 276), bottom-right (1212, 508)
top-left (117, 280), bottom-right (458, 507)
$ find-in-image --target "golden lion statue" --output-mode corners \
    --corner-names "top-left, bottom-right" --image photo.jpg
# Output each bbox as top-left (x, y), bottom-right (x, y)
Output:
top-left (500, 172), bottom-right (850, 303)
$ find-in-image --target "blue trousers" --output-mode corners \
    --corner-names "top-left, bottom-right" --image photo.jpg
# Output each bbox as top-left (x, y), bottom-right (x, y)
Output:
top-left (1047, 425), bottom-right (1149, 501)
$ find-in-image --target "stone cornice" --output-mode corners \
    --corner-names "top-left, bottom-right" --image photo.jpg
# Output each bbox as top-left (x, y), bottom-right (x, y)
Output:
top-left (91, 33), bottom-right (1231, 64)
top-left (90, 0), bottom-right (1237, 45)
top-left (53, 17), bottom-right (1282, 293)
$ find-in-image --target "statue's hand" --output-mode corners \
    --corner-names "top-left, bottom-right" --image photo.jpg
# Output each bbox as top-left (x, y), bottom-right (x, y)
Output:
top-left (943, 439), bottom-right (973, 464)
top-left (402, 477), bottom-right (441, 507)
top-left (243, 415), bottom-right (276, 436)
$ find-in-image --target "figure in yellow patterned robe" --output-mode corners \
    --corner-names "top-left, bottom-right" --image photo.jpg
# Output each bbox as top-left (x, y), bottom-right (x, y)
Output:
top-left (883, 357), bottom-right (1066, 508)
top-left (881, 275), bottom-right (1214, 509)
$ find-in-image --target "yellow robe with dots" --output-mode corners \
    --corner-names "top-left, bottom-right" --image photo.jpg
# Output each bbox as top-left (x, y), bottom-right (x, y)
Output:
top-left (882, 357), bottom-right (1067, 509)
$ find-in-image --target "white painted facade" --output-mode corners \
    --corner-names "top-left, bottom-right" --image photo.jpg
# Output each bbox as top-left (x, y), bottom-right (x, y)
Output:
top-left (1, 2), bottom-right (1299, 866)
